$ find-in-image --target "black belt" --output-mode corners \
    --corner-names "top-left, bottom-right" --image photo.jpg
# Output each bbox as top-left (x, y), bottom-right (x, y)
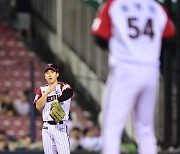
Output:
top-left (43, 121), bottom-right (63, 125)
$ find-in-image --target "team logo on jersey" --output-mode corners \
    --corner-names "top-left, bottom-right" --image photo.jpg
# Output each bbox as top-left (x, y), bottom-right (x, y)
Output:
top-left (47, 94), bottom-right (61, 102)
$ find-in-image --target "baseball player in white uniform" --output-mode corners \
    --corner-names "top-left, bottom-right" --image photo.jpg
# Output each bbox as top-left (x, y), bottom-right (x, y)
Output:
top-left (34, 64), bottom-right (73, 154)
top-left (91, 0), bottom-right (176, 154)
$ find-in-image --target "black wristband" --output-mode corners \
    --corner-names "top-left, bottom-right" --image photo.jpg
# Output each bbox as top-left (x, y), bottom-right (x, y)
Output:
top-left (57, 89), bottom-right (73, 102)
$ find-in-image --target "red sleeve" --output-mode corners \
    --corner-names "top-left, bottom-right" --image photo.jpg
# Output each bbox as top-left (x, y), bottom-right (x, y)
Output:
top-left (91, 0), bottom-right (113, 41)
top-left (33, 87), bottom-right (42, 107)
top-left (162, 7), bottom-right (176, 39)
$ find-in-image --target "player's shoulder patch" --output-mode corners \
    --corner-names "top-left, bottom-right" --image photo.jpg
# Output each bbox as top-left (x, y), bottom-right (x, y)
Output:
top-left (58, 82), bottom-right (72, 91)
top-left (58, 82), bottom-right (69, 86)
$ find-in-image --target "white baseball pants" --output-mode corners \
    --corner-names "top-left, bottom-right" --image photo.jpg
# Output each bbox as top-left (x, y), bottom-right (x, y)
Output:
top-left (101, 63), bottom-right (159, 154)
top-left (42, 122), bottom-right (70, 154)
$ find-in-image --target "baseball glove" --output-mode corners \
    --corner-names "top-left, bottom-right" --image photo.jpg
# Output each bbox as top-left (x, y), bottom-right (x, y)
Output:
top-left (50, 101), bottom-right (65, 123)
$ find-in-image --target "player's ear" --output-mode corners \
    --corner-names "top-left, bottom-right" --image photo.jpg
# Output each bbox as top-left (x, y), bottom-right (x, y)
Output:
top-left (56, 72), bottom-right (59, 78)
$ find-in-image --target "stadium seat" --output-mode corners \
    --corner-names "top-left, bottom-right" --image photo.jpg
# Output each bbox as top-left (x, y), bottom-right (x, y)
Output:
top-left (0, 116), bottom-right (43, 141)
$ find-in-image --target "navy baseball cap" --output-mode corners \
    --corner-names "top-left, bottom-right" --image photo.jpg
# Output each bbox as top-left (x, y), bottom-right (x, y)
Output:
top-left (44, 63), bottom-right (58, 73)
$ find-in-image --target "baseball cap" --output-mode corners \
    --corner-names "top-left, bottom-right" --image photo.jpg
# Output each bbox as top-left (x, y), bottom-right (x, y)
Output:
top-left (44, 63), bottom-right (58, 73)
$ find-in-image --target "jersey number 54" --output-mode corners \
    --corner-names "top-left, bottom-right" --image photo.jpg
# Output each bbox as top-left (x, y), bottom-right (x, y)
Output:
top-left (128, 17), bottom-right (154, 39)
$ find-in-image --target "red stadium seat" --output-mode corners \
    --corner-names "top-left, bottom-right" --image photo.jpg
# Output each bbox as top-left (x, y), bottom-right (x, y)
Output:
top-left (0, 22), bottom-right (46, 141)
top-left (0, 116), bottom-right (43, 141)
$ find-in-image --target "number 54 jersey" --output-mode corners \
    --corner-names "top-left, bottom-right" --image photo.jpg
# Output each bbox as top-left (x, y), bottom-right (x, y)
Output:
top-left (92, 0), bottom-right (176, 67)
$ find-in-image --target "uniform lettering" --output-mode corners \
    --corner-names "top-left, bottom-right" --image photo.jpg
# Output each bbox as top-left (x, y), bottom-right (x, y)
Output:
top-left (128, 17), bottom-right (154, 39)
top-left (47, 94), bottom-right (61, 102)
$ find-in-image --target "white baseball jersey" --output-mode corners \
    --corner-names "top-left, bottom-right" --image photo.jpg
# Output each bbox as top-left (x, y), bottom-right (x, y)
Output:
top-left (92, 0), bottom-right (176, 154)
top-left (34, 82), bottom-right (72, 121)
top-left (34, 82), bottom-right (72, 154)
top-left (92, 0), bottom-right (176, 67)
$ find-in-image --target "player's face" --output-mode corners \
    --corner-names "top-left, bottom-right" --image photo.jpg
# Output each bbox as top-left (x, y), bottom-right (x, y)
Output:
top-left (44, 70), bottom-right (59, 84)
